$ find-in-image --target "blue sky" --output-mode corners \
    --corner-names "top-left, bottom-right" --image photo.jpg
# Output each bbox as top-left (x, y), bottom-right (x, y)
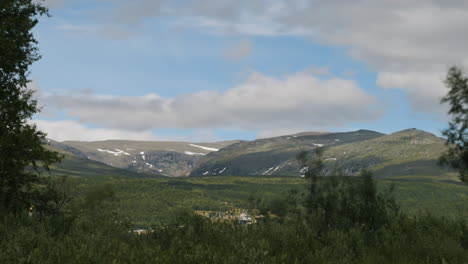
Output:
top-left (32, 0), bottom-right (464, 142)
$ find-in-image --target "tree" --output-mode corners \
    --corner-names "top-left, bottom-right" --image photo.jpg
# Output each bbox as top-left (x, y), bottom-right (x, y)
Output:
top-left (439, 66), bottom-right (468, 182)
top-left (0, 0), bottom-right (61, 214)
top-left (297, 149), bottom-right (398, 232)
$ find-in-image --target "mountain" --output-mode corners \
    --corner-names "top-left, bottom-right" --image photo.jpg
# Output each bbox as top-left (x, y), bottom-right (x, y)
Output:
top-left (47, 128), bottom-right (450, 178)
top-left (44, 143), bottom-right (150, 178)
top-left (323, 128), bottom-right (448, 177)
top-left (190, 129), bottom-right (450, 177)
top-left (190, 129), bottom-right (385, 176)
top-left (49, 140), bottom-right (239, 177)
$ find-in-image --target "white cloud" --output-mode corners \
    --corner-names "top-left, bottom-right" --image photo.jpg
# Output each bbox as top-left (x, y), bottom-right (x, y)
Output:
top-left (37, 70), bottom-right (381, 133)
top-left (33, 120), bottom-right (225, 142)
top-left (376, 71), bottom-right (448, 113)
top-left (174, 0), bottom-right (468, 115)
top-left (224, 40), bottom-right (253, 61)
top-left (34, 120), bottom-right (157, 142)
top-left (73, 0), bottom-right (466, 113)
top-left (304, 66), bottom-right (330, 76)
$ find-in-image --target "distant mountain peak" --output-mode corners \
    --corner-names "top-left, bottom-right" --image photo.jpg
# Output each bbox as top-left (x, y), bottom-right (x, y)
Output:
top-left (290, 131), bottom-right (330, 137)
top-left (49, 128), bottom-right (447, 178)
top-left (391, 128), bottom-right (439, 139)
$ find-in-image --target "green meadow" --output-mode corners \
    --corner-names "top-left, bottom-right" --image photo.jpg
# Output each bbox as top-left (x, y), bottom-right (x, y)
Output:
top-left (56, 172), bottom-right (468, 227)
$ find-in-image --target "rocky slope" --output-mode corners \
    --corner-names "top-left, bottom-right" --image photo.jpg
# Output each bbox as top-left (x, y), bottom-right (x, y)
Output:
top-left (190, 129), bottom-right (450, 177)
top-left (50, 140), bottom-right (239, 177)
top-left (190, 129), bottom-right (385, 176)
top-left (323, 129), bottom-right (448, 177)
top-left (44, 143), bottom-right (149, 178)
top-left (48, 128), bottom-right (450, 178)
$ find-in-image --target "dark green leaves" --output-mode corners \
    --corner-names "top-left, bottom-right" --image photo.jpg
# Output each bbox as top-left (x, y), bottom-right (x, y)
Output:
top-left (0, 0), bottom-right (61, 214)
top-left (440, 66), bottom-right (468, 182)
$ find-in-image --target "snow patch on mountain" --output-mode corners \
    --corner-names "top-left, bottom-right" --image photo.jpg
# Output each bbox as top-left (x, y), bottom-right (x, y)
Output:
top-left (263, 167), bottom-right (275, 175)
top-left (184, 151), bottom-right (206, 156)
top-left (115, 149), bottom-right (130, 155)
top-left (189, 144), bottom-right (219, 152)
top-left (97, 148), bottom-right (130, 156)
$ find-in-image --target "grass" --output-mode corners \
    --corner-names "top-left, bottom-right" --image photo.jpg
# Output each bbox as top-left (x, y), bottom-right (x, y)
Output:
top-left (381, 176), bottom-right (468, 218)
top-left (58, 172), bottom-right (468, 227)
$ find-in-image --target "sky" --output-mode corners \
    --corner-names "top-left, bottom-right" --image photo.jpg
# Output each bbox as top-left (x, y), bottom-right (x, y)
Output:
top-left (30, 0), bottom-right (468, 142)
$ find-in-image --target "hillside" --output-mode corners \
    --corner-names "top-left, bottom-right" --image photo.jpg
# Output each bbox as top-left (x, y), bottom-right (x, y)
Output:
top-left (190, 129), bottom-right (385, 176)
top-left (50, 140), bottom-right (239, 177)
top-left (323, 128), bottom-right (449, 177)
top-left (44, 144), bottom-right (150, 178)
top-left (191, 129), bottom-right (450, 177)
top-left (47, 128), bottom-right (451, 179)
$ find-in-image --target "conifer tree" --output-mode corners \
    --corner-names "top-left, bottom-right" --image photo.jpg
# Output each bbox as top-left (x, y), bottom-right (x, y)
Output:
top-left (439, 66), bottom-right (468, 182)
top-left (0, 0), bottom-right (61, 214)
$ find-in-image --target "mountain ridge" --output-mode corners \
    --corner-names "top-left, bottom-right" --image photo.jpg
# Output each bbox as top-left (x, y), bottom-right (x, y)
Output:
top-left (48, 128), bottom-right (450, 178)
top-left (50, 139), bottom-right (240, 177)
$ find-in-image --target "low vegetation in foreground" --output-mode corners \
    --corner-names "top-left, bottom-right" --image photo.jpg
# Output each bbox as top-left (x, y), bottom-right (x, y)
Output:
top-left (3, 164), bottom-right (468, 263)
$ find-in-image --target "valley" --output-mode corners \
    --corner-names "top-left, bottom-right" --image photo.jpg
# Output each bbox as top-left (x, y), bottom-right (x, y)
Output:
top-left (43, 128), bottom-right (466, 226)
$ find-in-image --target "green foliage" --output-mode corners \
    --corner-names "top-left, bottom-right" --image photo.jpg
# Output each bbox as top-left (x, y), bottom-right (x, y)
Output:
top-left (297, 149), bottom-right (399, 234)
top-left (2, 204), bottom-right (468, 263)
top-left (1, 162), bottom-right (468, 263)
top-left (440, 66), bottom-right (468, 182)
top-left (82, 184), bottom-right (115, 211)
top-left (0, 0), bottom-right (61, 214)
top-left (31, 176), bottom-right (73, 218)
top-left (41, 172), bottom-right (468, 227)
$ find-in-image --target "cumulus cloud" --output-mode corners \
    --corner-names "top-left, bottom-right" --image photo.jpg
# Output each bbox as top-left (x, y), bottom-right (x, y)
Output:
top-left (174, 0), bottom-right (468, 114)
top-left (304, 66), bottom-right (331, 76)
top-left (34, 120), bottom-right (157, 142)
top-left (376, 71), bottom-right (448, 113)
top-left (37, 70), bottom-right (381, 133)
top-left (37, 0), bottom-right (463, 118)
top-left (224, 40), bottom-right (253, 61)
top-left (70, 0), bottom-right (466, 113)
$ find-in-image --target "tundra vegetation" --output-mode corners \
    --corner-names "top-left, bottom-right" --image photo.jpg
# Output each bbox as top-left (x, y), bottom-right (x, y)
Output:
top-left (4, 151), bottom-right (468, 263)
top-left (4, 1), bottom-right (468, 263)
